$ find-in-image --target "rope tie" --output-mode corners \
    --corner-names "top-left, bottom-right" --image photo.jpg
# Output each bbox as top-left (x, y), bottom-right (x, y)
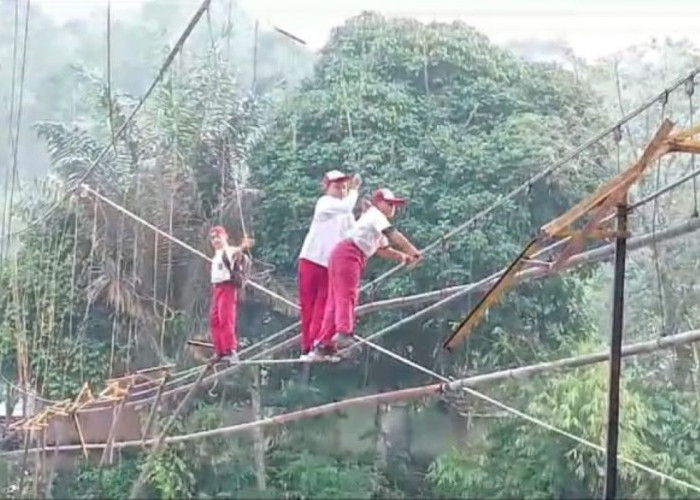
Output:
top-left (613, 126), bottom-right (622, 173)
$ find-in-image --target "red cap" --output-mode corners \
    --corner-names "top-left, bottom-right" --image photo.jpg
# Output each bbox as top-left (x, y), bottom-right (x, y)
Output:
top-left (371, 188), bottom-right (407, 206)
top-left (323, 169), bottom-right (351, 186)
top-left (209, 225), bottom-right (228, 237)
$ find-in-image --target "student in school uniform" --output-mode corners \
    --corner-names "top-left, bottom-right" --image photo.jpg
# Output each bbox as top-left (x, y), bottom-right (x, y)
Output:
top-left (209, 225), bottom-right (254, 363)
top-left (298, 170), bottom-right (362, 359)
top-left (311, 188), bottom-right (421, 359)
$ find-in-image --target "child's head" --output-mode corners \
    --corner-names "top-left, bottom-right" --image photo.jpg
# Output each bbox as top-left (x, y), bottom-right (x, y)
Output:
top-left (322, 170), bottom-right (351, 199)
top-left (209, 225), bottom-right (229, 250)
top-left (371, 188), bottom-right (406, 219)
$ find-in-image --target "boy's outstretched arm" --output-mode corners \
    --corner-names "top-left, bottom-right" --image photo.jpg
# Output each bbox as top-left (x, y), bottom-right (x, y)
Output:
top-left (376, 246), bottom-right (410, 263)
top-left (384, 229), bottom-right (421, 260)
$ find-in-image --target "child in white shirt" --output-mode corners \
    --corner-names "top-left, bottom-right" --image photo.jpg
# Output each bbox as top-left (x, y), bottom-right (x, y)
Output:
top-left (209, 225), bottom-right (254, 363)
top-left (312, 188), bottom-right (421, 359)
top-left (297, 170), bottom-right (361, 358)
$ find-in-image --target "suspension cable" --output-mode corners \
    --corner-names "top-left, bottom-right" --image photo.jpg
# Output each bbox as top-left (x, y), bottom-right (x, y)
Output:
top-left (1, 0), bottom-right (21, 259)
top-left (106, 0), bottom-right (117, 153)
top-left (344, 334), bottom-right (700, 493)
top-left (4, 0), bottom-right (30, 259)
top-left (614, 125), bottom-right (622, 174)
top-left (686, 77), bottom-right (698, 217)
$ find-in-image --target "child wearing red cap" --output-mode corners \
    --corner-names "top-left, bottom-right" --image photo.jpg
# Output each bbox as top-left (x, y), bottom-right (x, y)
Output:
top-left (312, 188), bottom-right (421, 359)
top-left (209, 225), bottom-right (254, 363)
top-left (298, 170), bottom-right (361, 359)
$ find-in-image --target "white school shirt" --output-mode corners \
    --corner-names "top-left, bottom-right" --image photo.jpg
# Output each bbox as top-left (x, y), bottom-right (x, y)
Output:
top-left (347, 205), bottom-right (392, 258)
top-left (298, 189), bottom-right (359, 267)
top-left (211, 245), bottom-right (242, 284)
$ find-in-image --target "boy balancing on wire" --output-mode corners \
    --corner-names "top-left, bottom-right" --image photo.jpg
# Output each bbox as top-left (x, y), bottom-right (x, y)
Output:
top-left (209, 225), bottom-right (254, 364)
top-left (297, 170), bottom-right (362, 360)
top-left (310, 188), bottom-right (422, 360)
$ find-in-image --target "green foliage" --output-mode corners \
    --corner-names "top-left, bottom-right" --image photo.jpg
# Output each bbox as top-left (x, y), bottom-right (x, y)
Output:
top-left (269, 450), bottom-right (375, 499)
top-left (146, 448), bottom-right (196, 499)
top-left (0, 203), bottom-right (112, 398)
top-left (29, 335), bottom-right (109, 399)
top-left (252, 12), bottom-right (610, 388)
top-left (52, 457), bottom-right (140, 499)
top-left (428, 361), bottom-right (700, 498)
top-left (624, 380), bottom-right (700, 498)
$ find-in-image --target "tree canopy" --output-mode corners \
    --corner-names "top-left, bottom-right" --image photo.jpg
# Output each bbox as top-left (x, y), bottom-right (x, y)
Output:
top-left (1, 3), bottom-right (700, 498)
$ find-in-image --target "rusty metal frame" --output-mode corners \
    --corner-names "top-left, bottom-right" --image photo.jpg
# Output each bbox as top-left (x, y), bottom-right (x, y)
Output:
top-left (444, 120), bottom-right (700, 351)
top-left (141, 374), bottom-right (170, 447)
top-left (100, 381), bottom-right (134, 466)
top-left (444, 238), bottom-right (540, 350)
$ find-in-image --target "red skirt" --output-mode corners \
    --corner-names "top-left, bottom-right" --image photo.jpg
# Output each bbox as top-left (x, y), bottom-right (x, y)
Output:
top-left (298, 258), bottom-right (329, 352)
top-left (210, 282), bottom-right (238, 356)
top-left (317, 239), bottom-right (368, 346)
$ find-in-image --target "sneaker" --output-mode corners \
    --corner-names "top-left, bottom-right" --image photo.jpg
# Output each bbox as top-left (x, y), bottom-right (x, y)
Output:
top-left (307, 344), bottom-right (338, 362)
top-left (220, 351), bottom-right (239, 364)
top-left (299, 352), bottom-right (311, 361)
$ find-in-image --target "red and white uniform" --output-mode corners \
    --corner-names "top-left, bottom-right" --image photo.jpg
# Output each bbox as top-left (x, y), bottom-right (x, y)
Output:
top-left (210, 245), bottom-right (241, 356)
top-left (298, 187), bottom-right (359, 352)
top-left (317, 205), bottom-right (393, 346)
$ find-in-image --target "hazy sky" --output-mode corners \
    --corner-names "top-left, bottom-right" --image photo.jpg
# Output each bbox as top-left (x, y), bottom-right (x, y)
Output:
top-left (34, 0), bottom-right (700, 60)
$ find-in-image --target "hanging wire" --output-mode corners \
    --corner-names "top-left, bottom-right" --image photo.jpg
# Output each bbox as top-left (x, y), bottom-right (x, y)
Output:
top-left (4, 0), bottom-right (31, 259)
top-left (613, 126), bottom-right (622, 174)
top-left (106, 0), bottom-right (117, 153)
top-left (686, 77), bottom-right (699, 217)
top-left (651, 92), bottom-right (668, 336)
top-left (252, 19), bottom-right (259, 93)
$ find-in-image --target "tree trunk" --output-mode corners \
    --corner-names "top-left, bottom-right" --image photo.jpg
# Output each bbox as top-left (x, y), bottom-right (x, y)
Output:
top-left (4, 383), bottom-right (16, 436)
top-left (250, 367), bottom-right (267, 491)
top-left (374, 404), bottom-right (390, 470)
top-left (392, 402), bottom-right (412, 460)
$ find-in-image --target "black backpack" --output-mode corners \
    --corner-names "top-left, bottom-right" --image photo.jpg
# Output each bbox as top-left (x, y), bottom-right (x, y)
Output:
top-left (221, 250), bottom-right (250, 288)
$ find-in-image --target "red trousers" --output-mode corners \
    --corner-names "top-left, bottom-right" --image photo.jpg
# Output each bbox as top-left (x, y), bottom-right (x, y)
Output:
top-left (317, 240), bottom-right (368, 347)
top-left (210, 282), bottom-right (238, 356)
top-left (298, 258), bottom-right (329, 353)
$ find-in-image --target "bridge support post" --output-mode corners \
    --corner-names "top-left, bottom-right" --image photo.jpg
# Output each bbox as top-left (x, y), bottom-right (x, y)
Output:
top-left (604, 202), bottom-right (628, 499)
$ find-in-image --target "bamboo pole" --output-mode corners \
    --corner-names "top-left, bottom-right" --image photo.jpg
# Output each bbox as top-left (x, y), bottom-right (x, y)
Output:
top-left (195, 215), bottom-right (700, 372)
top-left (32, 215), bottom-right (700, 422)
top-left (7, 328), bottom-right (700, 458)
top-left (356, 216), bottom-right (700, 316)
top-left (251, 366), bottom-right (267, 490)
top-left (17, 430), bottom-right (31, 498)
top-left (58, 215), bottom-right (700, 418)
top-left (135, 216), bottom-right (700, 404)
